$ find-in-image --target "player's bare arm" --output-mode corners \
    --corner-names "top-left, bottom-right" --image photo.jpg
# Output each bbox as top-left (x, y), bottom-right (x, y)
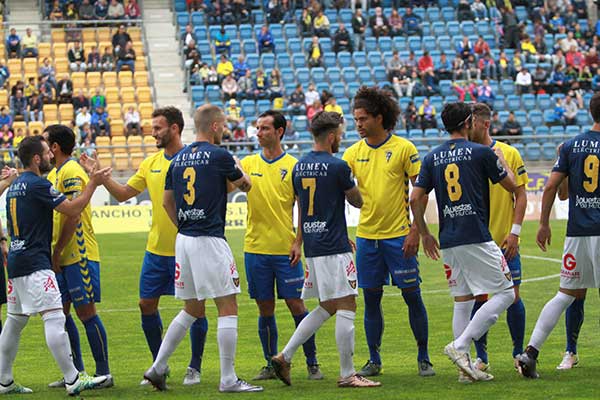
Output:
top-left (536, 171), bottom-right (566, 251)
top-left (502, 184), bottom-right (527, 261)
top-left (229, 156), bottom-right (252, 192)
top-left (409, 186), bottom-right (440, 260)
top-left (404, 175), bottom-right (426, 258)
top-left (0, 166), bottom-right (18, 195)
top-left (55, 167), bottom-right (112, 218)
top-left (162, 189), bottom-right (178, 227)
top-left (494, 148), bottom-right (517, 193)
top-left (344, 186), bottom-right (363, 208)
top-left (556, 145), bottom-right (569, 201)
top-left (290, 196), bottom-right (302, 266)
top-left (228, 156), bottom-right (246, 193)
top-left (81, 152), bottom-right (140, 201)
top-left (52, 215), bottom-right (80, 273)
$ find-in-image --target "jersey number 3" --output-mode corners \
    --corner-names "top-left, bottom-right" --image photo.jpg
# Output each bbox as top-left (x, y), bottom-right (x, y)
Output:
top-left (583, 155), bottom-right (599, 193)
top-left (183, 167), bottom-right (196, 206)
top-left (444, 163), bottom-right (463, 202)
top-left (302, 178), bottom-right (316, 216)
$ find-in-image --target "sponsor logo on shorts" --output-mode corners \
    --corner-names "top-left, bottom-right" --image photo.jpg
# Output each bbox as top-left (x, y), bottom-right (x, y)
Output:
top-left (500, 257), bottom-right (512, 281)
top-left (443, 264), bottom-right (452, 280)
top-left (44, 276), bottom-right (57, 292)
top-left (175, 263), bottom-right (184, 289)
top-left (563, 253), bottom-right (577, 271)
top-left (7, 279), bottom-right (13, 295)
top-left (230, 262), bottom-right (240, 287)
top-left (346, 260), bottom-right (357, 289)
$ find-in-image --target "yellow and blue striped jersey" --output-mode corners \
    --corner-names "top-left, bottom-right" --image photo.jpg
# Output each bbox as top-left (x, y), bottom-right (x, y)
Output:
top-left (127, 150), bottom-right (178, 257)
top-left (48, 159), bottom-right (100, 265)
top-left (241, 152), bottom-right (297, 255)
top-left (343, 135), bottom-right (421, 239)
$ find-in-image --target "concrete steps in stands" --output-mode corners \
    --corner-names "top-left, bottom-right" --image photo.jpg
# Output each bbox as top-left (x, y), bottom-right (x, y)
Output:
top-left (6, 0), bottom-right (42, 36)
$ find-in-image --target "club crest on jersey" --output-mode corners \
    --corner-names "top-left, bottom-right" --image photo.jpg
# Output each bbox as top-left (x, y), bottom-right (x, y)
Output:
top-left (44, 276), bottom-right (57, 292)
top-left (449, 143), bottom-right (456, 150)
top-left (280, 168), bottom-right (288, 181)
top-left (385, 151), bottom-right (392, 163)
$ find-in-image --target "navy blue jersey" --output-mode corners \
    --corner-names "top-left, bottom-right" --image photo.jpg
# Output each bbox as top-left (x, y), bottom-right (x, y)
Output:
top-left (165, 141), bottom-right (243, 238)
top-left (415, 138), bottom-right (507, 249)
top-left (6, 171), bottom-right (67, 279)
top-left (553, 130), bottom-right (600, 237)
top-left (293, 151), bottom-right (355, 258)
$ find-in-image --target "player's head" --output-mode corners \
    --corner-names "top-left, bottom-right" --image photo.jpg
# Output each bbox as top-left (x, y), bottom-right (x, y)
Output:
top-left (352, 86), bottom-right (400, 138)
top-left (18, 136), bottom-right (53, 174)
top-left (589, 92), bottom-right (600, 123)
top-left (469, 103), bottom-right (491, 143)
top-left (45, 124), bottom-right (76, 160)
top-left (152, 106), bottom-right (184, 149)
top-left (441, 102), bottom-right (473, 137)
top-left (194, 104), bottom-right (227, 144)
top-left (257, 110), bottom-right (286, 148)
top-left (310, 111), bottom-right (344, 154)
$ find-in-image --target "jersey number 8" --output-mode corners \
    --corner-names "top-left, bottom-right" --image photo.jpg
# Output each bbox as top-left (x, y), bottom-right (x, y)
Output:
top-left (444, 163), bottom-right (462, 202)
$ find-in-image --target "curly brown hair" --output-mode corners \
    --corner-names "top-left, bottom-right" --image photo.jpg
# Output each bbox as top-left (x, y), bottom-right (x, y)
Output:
top-left (352, 86), bottom-right (400, 131)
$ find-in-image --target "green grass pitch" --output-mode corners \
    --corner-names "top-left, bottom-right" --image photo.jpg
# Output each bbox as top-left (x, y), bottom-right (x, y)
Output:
top-left (5, 220), bottom-right (600, 399)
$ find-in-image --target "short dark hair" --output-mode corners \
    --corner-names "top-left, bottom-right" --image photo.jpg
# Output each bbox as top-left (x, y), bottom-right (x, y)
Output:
top-left (471, 103), bottom-right (491, 120)
top-left (352, 86), bottom-right (400, 131)
top-left (590, 92), bottom-right (600, 123)
top-left (152, 106), bottom-right (184, 135)
top-left (18, 135), bottom-right (46, 168)
top-left (258, 110), bottom-right (287, 132)
top-left (310, 111), bottom-right (343, 139)
top-left (45, 124), bottom-right (76, 155)
top-left (441, 102), bottom-right (472, 133)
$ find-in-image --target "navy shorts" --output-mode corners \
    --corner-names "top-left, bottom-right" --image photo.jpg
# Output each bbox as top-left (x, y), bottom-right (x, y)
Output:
top-left (506, 251), bottom-right (522, 286)
top-left (356, 236), bottom-right (421, 289)
top-left (139, 251), bottom-right (176, 299)
top-left (245, 253), bottom-right (304, 300)
top-left (56, 260), bottom-right (101, 307)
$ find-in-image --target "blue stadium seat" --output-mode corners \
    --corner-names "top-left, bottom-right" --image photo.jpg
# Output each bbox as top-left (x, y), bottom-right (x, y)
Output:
top-left (577, 109), bottom-right (591, 126)
top-left (521, 127), bottom-right (534, 144)
top-left (427, 7), bottom-right (440, 22)
top-left (379, 37), bottom-right (392, 53)
top-left (512, 142), bottom-right (525, 155)
top-left (550, 126), bottom-right (565, 136)
top-left (367, 51), bottom-right (382, 67)
top-left (316, 82), bottom-right (329, 93)
top-left (542, 142), bottom-right (557, 160)
top-left (528, 110), bottom-right (543, 127)
top-left (325, 9), bottom-right (338, 23)
top-left (230, 39), bottom-right (241, 55)
top-left (209, 26), bottom-right (221, 41)
top-left (461, 21), bottom-right (475, 36)
top-left (347, 82), bottom-right (360, 98)
top-left (514, 111), bottom-right (527, 126)
top-left (321, 38), bottom-right (332, 53)
top-left (284, 24), bottom-right (298, 39)
top-left (323, 52), bottom-right (337, 68)
top-left (271, 25), bottom-right (283, 38)
top-left (252, 9), bottom-right (264, 24)
top-left (430, 96), bottom-right (443, 111)
top-left (515, 6), bottom-right (528, 21)
top-left (365, 37), bottom-right (378, 52)
top-left (281, 68), bottom-right (294, 83)
top-left (327, 67), bottom-right (341, 82)
top-left (566, 126), bottom-right (581, 136)
top-left (310, 67), bottom-right (326, 83)
top-left (475, 21), bottom-right (492, 36)
top-left (277, 53), bottom-right (291, 69)
top-left (409, 129), bottom-right (424, 139)
top-left (525, 143), bottom-right (542, 161)
top-left (239, 24), bottom-right (253, 40)
top-left (439, 80), bottom-right (453, 97)
top-left (352, 51), bottom-right (367, 67)
top-left (339, 9), bottom-right (353, 24)
top-left (292, 54), bottom-right (305, 68)
top-left (174, 0), bottom-right (186, 12)
top-left (437, 36), bottom-right (451, 51)
top-left (242, 40), bottom-right (257, 54)
top-left (194, 26), bottom-right (207, 41)
top-left (197, 40), bottom-right (211, 55)
top-left (357, 66), bottom-right (372, 83)
top-left (498, 111), bottom-right (509, 124)
top-left (431, 21), bottom-right (446, 36)
top-left (447, 21), bottom-right (460, 37)
top-left (338, 98), bottom-right (351, 114)
top-left (274, 38), bottom-right (286, 53)
top-left (288, 38), bottom-right (302, 54)
top-left (176, 12), bottom-right (189, 28)
top-left (337, 51), bottom-right (352, 67)
top-left (256, 99), bottom-right (271, 114)
top-left (205, 86), bottom-right (221, 102)
top-left (442, 7), bottom-right (455, 21)
top-left (535, 126), bottom-right (549, 137)
top-left (191, 86), bottom-right (204, 103)
top-left (408, 37), bottom-right (422, 52)
top-left (241, 100), bottom-right (256, 118)
top-left (341, 67), bottom-right (357, 83)
top-left (493, 95), bottom-right (505, 111)
top-left (373, 66), bottom-right (387, 82)
top-left (293, 116), bottom-right (308, 131)
top-left (500, 80), bottom-right (515, 95)
top-left (296, 67), bottom-right (310, 83)
top-left (537, 94), bottom-right (551, 110)
top-left (522, 94), bottom-right (536, 110)
top-left (393, 36), bottom-right (407, 51)
top-left (246, 53), bottom-right (259, 69)
top-left (423, 36), bottom-right (436, 52)
top-left (506, 95), bottom-right (521, 112)
top-left (261, 53), bottom-right (275, 69)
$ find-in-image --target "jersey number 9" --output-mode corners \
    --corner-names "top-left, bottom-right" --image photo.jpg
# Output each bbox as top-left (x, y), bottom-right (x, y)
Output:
top-left (444, 163), bottom-right (462, 202)
top-left (583, 155), bottom-right (599, 193)
top-left (183, 167), bottom-right (196, 206)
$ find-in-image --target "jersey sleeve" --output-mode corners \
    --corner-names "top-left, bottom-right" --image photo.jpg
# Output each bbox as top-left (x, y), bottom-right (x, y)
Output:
top-left (483, 147), bottom-right (508, 184)
top-left (127, 156), bottom-right (149, 192)
top-left (510, 148), bottom-right (529, 187)
top-left (338, 160), bottom-right (355, 191)
top-left (219, 150), bottom-right (244, 181)
top-left (33, 179), bottom-right (67, 209)
top-left (164, 162), bottom-right (174, 191)
top-left (341, 147), bottom-right (355, 174)
top-left (414, 155), bottom-right (433, 193)
top-left (62, 164), bottom-right (88, 198)
top-left (403, 141), bottom-right (421, 177)
top-left (552, 141), bottom-right (570, 175)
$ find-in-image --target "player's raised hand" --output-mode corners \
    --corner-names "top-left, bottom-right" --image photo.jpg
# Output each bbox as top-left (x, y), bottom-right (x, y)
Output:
top-left (536, 224), bottom-right (551, 252)
top-left (51, 251), bottom-right (61, 274)
top-left (421, 233), bottom-right (440, 260)
top-left (502, 233), bottom-right (519, 260)
top-left (89, 167), bottom-right (113, 186)
top-left (403, 228), bottom-right (420, 258)
top-left (0, 166), bottom-right (18, 182)
top-left (79, 151), bottom-right (100, 174)
top-left (289, 239), bottom-right (302, 266)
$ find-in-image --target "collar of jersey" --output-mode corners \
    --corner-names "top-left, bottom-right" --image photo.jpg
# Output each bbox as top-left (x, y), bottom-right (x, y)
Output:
top-left (489, 139), bottom-right (496, 148)
top-left (56, 157), bottom-right (73, 173)
top-left (164, 145), bottom-right (186, 161)
top-left (260, 151), bottom-right (286, 164)
top-left (364, 133), bottom-right (392, 149)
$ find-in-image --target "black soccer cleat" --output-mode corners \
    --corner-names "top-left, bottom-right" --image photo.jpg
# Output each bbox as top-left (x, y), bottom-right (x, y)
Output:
top-left (517, 351), bottom-right (539, 379)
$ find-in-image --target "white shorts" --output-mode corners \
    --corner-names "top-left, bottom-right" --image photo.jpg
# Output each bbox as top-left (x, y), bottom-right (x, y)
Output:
top-left (560, 236), bottom-right (600, 289)
top-left (442, 241), bottom-right (513, 297)
top-left (7, 269), bottom-right (62, 315)
top-left (302, 252), bottom-right (359, 302)
top-left (175, 234), bottom-right (242, 301)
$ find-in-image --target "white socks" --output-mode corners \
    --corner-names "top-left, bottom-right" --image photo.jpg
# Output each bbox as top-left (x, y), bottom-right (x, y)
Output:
top-left (454, 289), bottom-right (515, 353)
top-left (282, 306), bottom-right (331, 363)
top-left (336, 310), bottom-right (356, 379)
top-left (0, 314), bottom-right (29, 385)
top-left (153, 310), bottom-right (196, 375)
top-left (218, 315), bottom-right (238, 386)
top-left (42, 310), bottom-right (79, 384)
top-left (529, 291), bottom-right (575, 351)
top-left (452, 300), bottom-right (475, 339)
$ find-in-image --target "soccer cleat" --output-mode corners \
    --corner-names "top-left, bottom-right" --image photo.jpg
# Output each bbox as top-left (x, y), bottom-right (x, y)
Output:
top-left (517, 352), bottom-right (539, 379)
top-left (65, 373), bottom-right (108, 396)
top-left (307, 364), bottom-right (324, 380)
top-left (457, 370), bottom-right (473, 384)
top-left (473, 358), bottom-right (490, 372)
top-left (418, 360), bottom-right (436, 377)
top-left (219, 379), bottom-right (264, 392)
top-left (443, 342), bottom-right (478, 381)
top-left (183, 367), bottom-right (201, 385)
top-left (48, 378), bottom-right (66, 388)
top-left (271, 353), bottom-right (292, 386)
top-left (337, 374), bottom-right (381, 388)
top-left (356, 360), bottom-right (382, 377)
top-left (94, 374), bottom-right (114, 389)
top-left (0, 382), bottom-right (33, 394)
top-left (253, 365), bottom-right (277, 380)
top-left (556, 352), bottom-right (579, 370)
top-left (143, 367), bottom-right (168, 391)
top-left (470, 368), bottom-right (494, 381)
top-left (141, 365), bottom-right (169, 386)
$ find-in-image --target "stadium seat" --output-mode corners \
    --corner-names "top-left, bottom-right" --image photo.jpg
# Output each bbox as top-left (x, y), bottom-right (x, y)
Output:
top-left (292, 54), bottom-right (305, 69)
top-left (296, 67), bottom-right (310, 83)
top-left (332, 82), bottom-right (346, 98)
top-left (352, 51), bottom-right (367, 67)
top-left (293, 116), bottom-right (308, 131)
top-left (506, 95), bottom-right (521, 111)
top-left (260, 53), bottom-right (275, 69)
top-left (327, 67), bottom-right (341, 83)
top-left (525, 143), bottom-right (542, 161)
top-left (310, 67), bottom-right (326, 83)
top-left (246, 54), bottom-right (259, 69)
top-left (542, 142), bottom-right (557, 160)
top-left (341, 67), bottom-right (357, 83)
top-left (357, 67), bottom-right (372, 83)
top-left (378, 37), bottom-right (392, 53)
top-left (277, 53), bottom-right (291, 69)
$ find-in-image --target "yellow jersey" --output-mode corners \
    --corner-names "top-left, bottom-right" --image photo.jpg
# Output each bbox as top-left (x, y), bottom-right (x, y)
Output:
top-left (343, 134), bottom-right (421, 239)
top-left (127, 150), bottom-right (178, 256)
top-left (48, 159), bottom-right (100, 265)
top-left (241, 152), bottom-right (297, 255)
top-left (488, 140), bottom-right (528, 245)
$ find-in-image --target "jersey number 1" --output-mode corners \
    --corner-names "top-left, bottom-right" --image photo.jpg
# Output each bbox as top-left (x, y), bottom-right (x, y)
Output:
top-left (444, 163), bottom-right (462, 202)
top-left (183, 167), bottom-right (196, 206)
top-left (583, 155), bottom-right (599, 193)
top-left (302, 178), bottom-right (316, 216)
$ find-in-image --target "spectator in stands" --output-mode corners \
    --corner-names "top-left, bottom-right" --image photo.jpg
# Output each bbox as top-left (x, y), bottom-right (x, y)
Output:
top-left (501, 7), bottom-right (521, 49)
top-left (220, 0), bottom-right (236, 24)
top-left (72, 89), bottom-right (90, 113)
top-left (387, 50), bottom-right (403, 81)
top-left (305, 83), bottom-right (319, 107)
top-left (23, 77), bottom-right (37, 98)
top-left (38, 76), bottom-right (54, 104)
top-left (64, 2), bottom-right (78, 19)
top-left (370, 7), bottom-right (390, 38)
top-left (108, 0), bottom-right (125, 19)
top-left (101, 46), bottom-right (115, 71)
top-left (389, 9), bottom-right (403, 37)
top-left (473, 35), bottom-right (490, 56)
top-left (333, 23), bottom-right (353, 54)
top-left (418, 50), bottom-right (433, 75)
top-left (0, 61), bottom-right (8, 88)
top-left (225, 99), bottom-right (244, 134)
top-left (566, 45), bottom-right (585, 71)
top-left (490, 111), bottom-right (502, 136)
top-left (233, 55), bottom-right (249, 80)
top-left (13, 128), bottom-right (26, 149)
top-left (418, 98), bottom-right (437, 130)
top-left (457, 0), bottom-right (475, 22)
top-left (6, 28), bottom-right (21, 59)
top-left (403, 101), bottom-right (419, 131)
top-left (559, 31), bottom-right (578, 53)
top-left (117, 41), bottom-right (136, 72)
top-left (10, 90), bottom-right (29, 123)
top-left (0, 108), bottom-right (12, 129)
top-left (502, 111), bottom-right (522, 136)
top-left (126, 0), bottom-right (141, 19)
top-left (563, 95), bottom-right (578, 126)
top-left (471, 0), bottom-right (487, 21)
top-left (465, 54), bottom-right (480, 81)
top-left (237, 69), bottom-right (253, 100)
top-left (451, 54), bottom-right (466, 80)
top-left (352, 9), bottom-right (367, 51)
top-left (38, 57), bottom-right (54, 84)
top-left (476, 79), bottom-right (495, 108)
top-left (258, 25), bottom-right (275, 54)
top-left (113, 25), bottom-right (132, 55)
top-left (221, 73), bottom-right (238, 101)
top-left (11, 81), bottom-right (24, 98)
top-left (181, 24), bottom-right (196, 47)
top-left (49, 0), bottom-right (64, 20)
top-left (313, 10), bottom-right (331, 37)
top-left (0, 125), bottom-right (14, 153)
top-left (253, 69), bottom-right (270, 100)
top-left (457, 36), bottom-right (473, 60)
top-left (57, 74), bottom-right (73, 104)
top-left (267, 0), bottom-right (284, 23)
top-left (76, 106), bottom-right (92, 134)
top-left (435, 52), bottom-right (452, 80)
top-left (91, 87), bottom-right (107, 110)
top-left (205, 65), bottom-right (219, 86)
top-left (187, 0), bottom-right (205, 12)
top-left (546, 97), bottom-right (565, 126)
top-left (532, 65), bottom-right (548, 94)
top-left (21, 28), bottom-right (38, 58)
top-left (206, 1), bottom-right (221, 25)
top-left (300, 8), bottom-right (313, 37)
top-left (216, 54), bottom-right (234, 81)
top-left (497, 51), bottom-right (512, 79)
top-left (28, 93), bottom-right (43, 122)
top-left (79, 0), bottom-right (95, 20)
top-left (68, 41), bottom-right (87, 72)
top-left (269, 68), bottom-right (283, 100)
top-left (214, 28), bottom-right (231, 57)
top-left (91, 106), bottom-right (111, 137)
top-left (307, 99), bottom-right (323, 121)
top-left (515, 67), bottom-right (532, 94)
top-left (324, 96), bottom-right (343, 116)
top-left (395, 67), bottom-right (413, 96)
top-left (402, 7), bottom-right (422, 36)
top-left (125, 106), bottom-right (141, 136)
top-left (307, 36), bottom-right (323, 68)
top-left (81, 131), bottom-right (96, 152)
top-left (87, 46), bottom-right (101, 72)
top-left (453, 81), bottom-right (477, 102)
top-left (184, 40), bottom-right (199, 68)
top-left (579, 66), bottom-right (593, 91)
top-left (283, 119), bottom-right (299, 144)
top-left (288, 84), bottom-right (306, 115)
top-left (94, 0), bottom-right (109, 20)
top-left (478, 52), bottom-right (497, 80)
top-left (552, 48), bottom-right (567, 70)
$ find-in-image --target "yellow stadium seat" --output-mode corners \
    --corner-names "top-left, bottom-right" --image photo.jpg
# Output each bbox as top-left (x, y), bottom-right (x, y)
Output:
top-left (98, 153), bottom-right (113, 167)
top-left (98, 41), bottom-right (112, 54)
top-left (131, 152), bottom-right (145, 169)
top-left (128, 27), bottom-right (142, 42)
top-left (28, 121), bottom-right (44, 136)
top-left (139, 103), bottom-right (153, 120)
top-left (97, 28), bottom-right (112, 43)
top-left (53, 42), bottom-right (67, 58)
top-left (103, 71), bottom-right (117, 88)
top-left (118, 71), bottom-right (133, 87)
top-left (59, 103), bottom-right (74, 122)
top-left (83, 42), bottom-right (96, 56)
top-left (134, 71), bottom-right (148, 87)
top-left (120, 87), bottom-right (135, 103)
top-left (111, 119), bottom-right (125, 137)
top-left (54, 58), bottom-right (69, 75)
top-left (8, 75), bottom-right (21, 88)
top-left (135, 57), bottom-right (146, 72)
top-left (23, 58), bottom-right (37, 75)
top-left (38, 43), bottom-right (51, 59)
top-left (136, 87), bottom-right (152, 103)
top-left (107, 104), bottom-right (122, 119)
top-left (87, 71), bottom-right (102, 88)
top-left (143, 135), bottom-right (155, 146)
top-left (51, 29), bottom-right (65, 43)
top-left (112, 135), bottom-right (127, 149)
top-left (71, 72), bottom-right (86, 91)
top-left (43, 120), bottom-right (59, 130)
top-left (81, 28), bottom-right (96, 44)
top-left (43, 104), bottom-right (58, 121)
top-left (128, 136), bottom-right (143, 153)
top-left (95, 136), bottom-right (111, 153)
top-left (141, 119), bottom-right (153, 135)
top-left (132, 41), bottom-right (144, 56)
top-left (12, 121), bottom-right (26, 134)
top-left (0, 89), bottom-right (7, 107)
top-left (105, 87), bottom-right (120, 104)
top-left (7, 59), bottom-right (21, 75)
top-left (114, 154), bottom-right (130, 171)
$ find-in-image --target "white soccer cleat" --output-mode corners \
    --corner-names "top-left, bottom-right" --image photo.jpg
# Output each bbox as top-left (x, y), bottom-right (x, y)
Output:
top-left (458, 370), bottom-right (473, 384)
top-left (0, 382), bottom-right (33, 394)
top-left (444, 342), bottom-right (478, 381)
top-left (473, 358), bottom-right (490, 372)
top-left (65, 373), bottom-right (108, 396)
top-left (94, 374), bottom-right (114, 389)
top-left (219, 379), bottom-right (263, 392)
top-left (557, 352), bottom-right (579, 370)
top-left (139, 378), bottom-right (151, 386)
top-left (182, 367), bottom-right (201, 385)
top-left (48, 378), bottom-right (66, 388)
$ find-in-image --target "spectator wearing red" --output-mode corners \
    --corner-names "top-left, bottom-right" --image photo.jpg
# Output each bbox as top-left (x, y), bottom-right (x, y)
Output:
top-left (306, 99), bottom-right (322, 121)
top-left (417, 51), bottom-right (433, 75)
top-left (126, 0), bottom-right (141, 19)
top-left (565, 45), bottom-right (585, 71)
top-left (585, 47), bottom-right (600, 69)
top-left (473, 35), bottom-right (490, 56)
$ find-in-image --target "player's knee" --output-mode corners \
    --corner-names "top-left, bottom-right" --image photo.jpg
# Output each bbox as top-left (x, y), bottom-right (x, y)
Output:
top-left (285, 298), bottom-right (307, 315)
top-left (256, 299), bottom-right (275, 316)
top-left (139, 298), bottom-right (159, 315)
top-left (184, 300), bottom-right (205, 318)
top-left (475, 294), bottom-right (489, 302)
top-left (74, 303), bottom-right (97, 322)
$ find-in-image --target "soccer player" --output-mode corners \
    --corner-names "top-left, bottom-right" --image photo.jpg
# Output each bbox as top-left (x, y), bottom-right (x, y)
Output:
top-left (270, 111), bottom-right (379, 388)
top-left (240, 110), bottom-right (321, 380)
top-left (0, 167), bottom-right (15, 340)
top-left (468, 103), bottom-right (528, 372)
top-left (143, 104), bottom-right (262, 393)
top-left (342, 86), bottom-right (434, 377)
top-left (85, 107), bottom-right (209, 385)
top-left (0, 136), bottom-right (109, 395)
top-left (410, 102), bottom-right (517, 382)
top-left (517, 93), bottom-right (600, 379)
top-left (44, 124), bottom-right (112, 388)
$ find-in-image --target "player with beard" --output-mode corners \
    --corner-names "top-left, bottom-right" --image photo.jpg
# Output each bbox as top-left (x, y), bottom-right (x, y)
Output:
top-left (81, 107), bottom-right (209, 386)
